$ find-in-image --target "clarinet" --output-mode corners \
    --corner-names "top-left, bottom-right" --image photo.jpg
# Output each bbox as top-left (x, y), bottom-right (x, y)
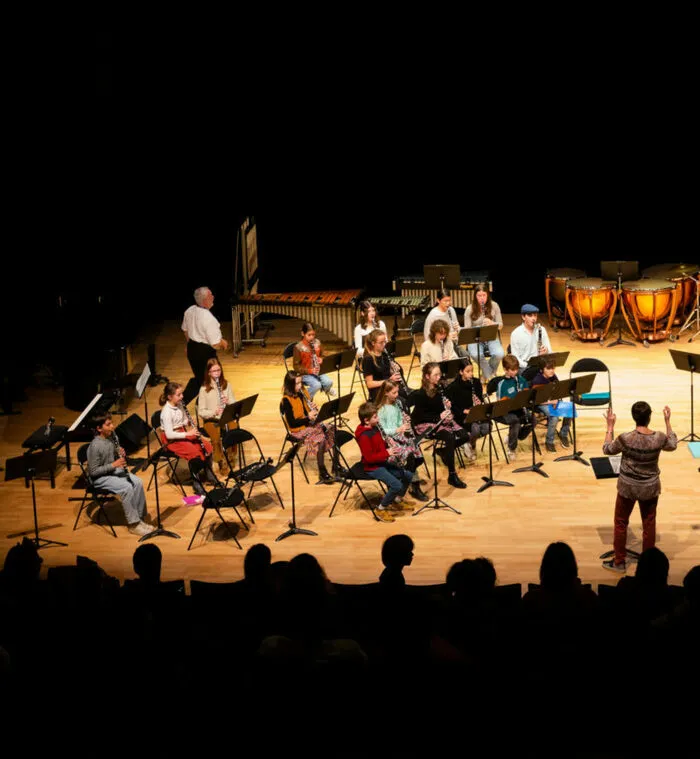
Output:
top-left (383, 348), bottom-right (410, 395)
top-left (111, 432), bottom-right (126, 476)
top-left (215, 377), bottom-right (226, 414)
top-left (180, 401), bottom-right (208, 456)
top-left (537, 325), bottom-right (543, 353)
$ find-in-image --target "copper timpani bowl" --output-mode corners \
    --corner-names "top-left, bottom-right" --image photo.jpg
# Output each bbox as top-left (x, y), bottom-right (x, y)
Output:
top-left (641, 263), bottom-right (699, 321)
top-left (565, 278), bottom-right (618, 341)
top-left (620, 278), bottom-right (681, 342)
top-left (545, 268), bottom-right (586, 328)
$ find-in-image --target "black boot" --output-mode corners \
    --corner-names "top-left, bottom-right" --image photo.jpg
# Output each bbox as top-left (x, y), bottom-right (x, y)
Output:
top-left (447, 471), bottom-right (467, 489)
top-left (316, 466), bottom-right (334, 485)
top-left (409, 482), bottom-right (429, 502)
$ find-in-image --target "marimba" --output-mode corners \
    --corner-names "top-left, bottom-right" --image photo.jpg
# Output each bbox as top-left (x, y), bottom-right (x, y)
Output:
top-left (232, 290), bottom-right (363, 353)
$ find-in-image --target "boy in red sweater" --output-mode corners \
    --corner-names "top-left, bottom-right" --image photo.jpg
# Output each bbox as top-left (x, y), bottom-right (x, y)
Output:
top-left (355, 401), bottom-right (414, 522)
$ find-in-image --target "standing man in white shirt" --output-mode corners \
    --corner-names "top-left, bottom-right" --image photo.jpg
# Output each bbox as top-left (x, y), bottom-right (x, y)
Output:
top-left (182, 287), bottom-right (229, 383)
top-left (509, 304), bottom-right (552, 379)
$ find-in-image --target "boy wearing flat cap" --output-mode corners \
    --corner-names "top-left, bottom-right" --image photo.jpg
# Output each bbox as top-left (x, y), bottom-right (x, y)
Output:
top-left (509, 304), bottom-right (552, 374)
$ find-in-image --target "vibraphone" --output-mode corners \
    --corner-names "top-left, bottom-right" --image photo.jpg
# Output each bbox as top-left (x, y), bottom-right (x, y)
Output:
top-left (232, 290), bottom-right (363, 353)
top-left (392, 272), bottom-right (492, 312)
top-left (361, 295), bottom-right (431, 335)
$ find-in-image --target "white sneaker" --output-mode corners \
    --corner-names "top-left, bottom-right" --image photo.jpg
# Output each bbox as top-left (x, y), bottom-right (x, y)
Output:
top-left (508, 448), bottom-right (518, 461)
top-left (128, 521), bottom-right (154, 536)
top-left (328, 388), bottom-right (338, 398)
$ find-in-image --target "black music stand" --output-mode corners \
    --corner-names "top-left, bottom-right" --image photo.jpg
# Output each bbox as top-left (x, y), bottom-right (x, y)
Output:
top-left (423, 264), bottom-right (461, 293)
top-left (439, 357), bottom-right (466, 384)
top-left (465, 398), bottom-right (516, 493)
top-left (669, 349), bottom-right (699, 442)
top-left (275, 443), bottom-right (317, 542)
top-left (411, 417), bottom-right (460, 517)
top-left (315, 392), bottom-right (355, 476)
top-left (547, 374), bottom-right (595, 466)
top-left (219, 393), bottom-right (259, 430)
top-left (591, 456), bottom-right (642, 561)
top-left (136, 364), bottom-right (181, 542)
top-left (525, 351), bottom-right (570, 382)
top-left (513, 384), bottom-right (556, 478)
top-left (320, 349), bottom-right (356, 432)
top-left (5, 451), bottom-right (68, 549)
top-left (601, 260), bottom-right (638, 348)
top-left (458, 325), bottom-right (500, 382)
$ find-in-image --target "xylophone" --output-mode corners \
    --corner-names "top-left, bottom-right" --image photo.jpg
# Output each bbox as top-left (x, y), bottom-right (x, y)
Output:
top-left (392, 272), bottom-right (492, 311)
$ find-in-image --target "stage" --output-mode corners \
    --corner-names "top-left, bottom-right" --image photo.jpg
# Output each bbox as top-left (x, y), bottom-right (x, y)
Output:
top-left (1, 314), bottom-right (698, 589)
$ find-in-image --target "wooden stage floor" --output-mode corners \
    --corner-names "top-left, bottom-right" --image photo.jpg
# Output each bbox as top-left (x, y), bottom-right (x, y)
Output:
top-left (1, 315), bottom-right (698, 589)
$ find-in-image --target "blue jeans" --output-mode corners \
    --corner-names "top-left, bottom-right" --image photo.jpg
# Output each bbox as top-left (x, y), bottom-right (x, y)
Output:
top-left (302, 373), bottom-right (333, 399)
top-left (94, 472), bottom-right (147, 524)
top-left (468, 340), bottom-right (504, 381)
top-left (538, 405), bottom-right (572, 444)
top-left (366, 465), bottom-right (413, 507)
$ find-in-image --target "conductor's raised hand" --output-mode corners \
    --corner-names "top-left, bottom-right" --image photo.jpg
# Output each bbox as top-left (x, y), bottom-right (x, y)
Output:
top-left (663, 406), bottom-right (671, 422)
top-left (605, 407), bottom-right (616, 427)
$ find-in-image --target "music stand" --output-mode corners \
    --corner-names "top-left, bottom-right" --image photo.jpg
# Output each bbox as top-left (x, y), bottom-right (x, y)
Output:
top-left (525, 351), bottom-right (570, 383)
top-left (591, 456), bottom-right (642, 561)
top-left (669, 350), bottom-right (699, 442)
top-left (411, 416), bottom-right (460, 517)
top-left (439, 357), bottom-right (466, 384)
top-left (551, 374), bottom-right (596, 466)
top-left (513, 384), bottom-right (555, 478)
top-left (601, 260), bottom-right (638, 347)
top-left (136, 364), bottom-right (180, 542)
top-left (458, 325), bottom-right (500, 383)
top-left (275, 442), bottom-right (317, 542)
top-left (319, 349), bottom-right (356, 432)
top-left (218, 393), bottom-right (259, 429)
top-left (423, 264), bottom-right (462, 292)
top-left (465, 399), bottom-right (516, 492)
top-left (315, 392), bottom-right (355, 476)
top-left (5, 451), bottom-right (67, 549)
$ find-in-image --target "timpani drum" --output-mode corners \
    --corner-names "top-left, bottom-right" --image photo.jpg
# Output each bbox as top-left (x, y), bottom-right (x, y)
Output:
top-left (620, 278), bottom-right (681, 342)
top-left (545, 268), bottom-right (586, 329)
top-left (641, 263), bottom-right (699, 324)
top-left (565, 278), bottom-right (618, 341)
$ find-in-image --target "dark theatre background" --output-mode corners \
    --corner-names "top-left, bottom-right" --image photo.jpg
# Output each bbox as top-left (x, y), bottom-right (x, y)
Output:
top-left (5, 198), bottom-right (691, 413)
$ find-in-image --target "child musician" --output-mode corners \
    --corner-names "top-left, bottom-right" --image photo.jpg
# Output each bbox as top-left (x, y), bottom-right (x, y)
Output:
top-left (496, 354), bottom-right (530, 460)
top-left (444, 360), bottom-right (488, 461)
top-left (354, 301), bottom-right (387, 358)
top-left (375, 380), bottom-right (429, 501)
top-left (355, 401), bottom-right (415, 522)
top-left (293, 322), bottom-right (337, 401)
top-left (159, 381), bottom-right (216, 495)
top-left (410, 362), bottom-right (469, 489)
top-left (281, 371), bottom-right (337, 484)
top-left (198, 358), bottom-right (236, 474)
top-left (362, 329), bottom-right (408, 402)
top-left (87, 412), bottom-right (153, 536)
top-left (420, 319), bottom-right (458, 367)
top-left (531, 358), bottom-right (573, 453)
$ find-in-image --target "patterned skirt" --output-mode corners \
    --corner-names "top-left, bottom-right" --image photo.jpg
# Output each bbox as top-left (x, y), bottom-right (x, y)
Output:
top-left (292, 424), bottom-right (335, 458)
top-left (414, 418), bottom-right (463, 438)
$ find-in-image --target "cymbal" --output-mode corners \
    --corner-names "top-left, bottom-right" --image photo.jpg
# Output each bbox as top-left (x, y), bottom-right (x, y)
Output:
top-left (642, 262), bottom-right (699, 278)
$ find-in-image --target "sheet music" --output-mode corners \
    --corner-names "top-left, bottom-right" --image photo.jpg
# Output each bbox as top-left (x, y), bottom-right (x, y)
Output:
top-left (68, 394), bottom-right (103, 432)
top-left (609, 455), bottom-right (621, 474)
